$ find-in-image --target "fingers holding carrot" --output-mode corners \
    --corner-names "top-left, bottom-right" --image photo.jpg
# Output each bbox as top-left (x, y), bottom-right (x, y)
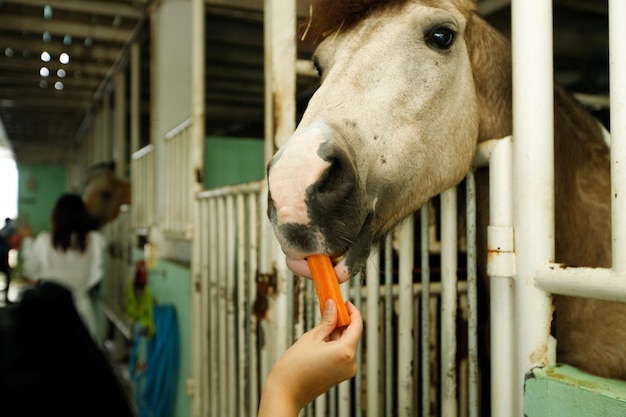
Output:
top-left (307, 255), bottom-right (351, 327)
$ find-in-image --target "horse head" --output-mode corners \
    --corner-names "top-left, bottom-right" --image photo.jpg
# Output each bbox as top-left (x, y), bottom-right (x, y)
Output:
top-left (267, 0), bottom-right (485, 281)
top-left (83, 161), bottom-right (131, 229)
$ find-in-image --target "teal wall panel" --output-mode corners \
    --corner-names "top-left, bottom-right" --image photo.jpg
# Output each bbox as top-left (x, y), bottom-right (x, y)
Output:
top-left (204, 137), bottom-right (264, 189)
top-left (525, 365), bottom-right (626, 416)
top-left (17, 162), bottom-right (67, 235)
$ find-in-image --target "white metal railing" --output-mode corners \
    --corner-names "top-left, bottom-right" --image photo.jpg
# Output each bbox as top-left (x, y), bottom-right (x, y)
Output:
top-left (192, 181), bottom-right (265, 417)
top-left (100, 206), bottom-right (133, 340)
top-left (191, 177), bottom-right (479, 417)
top-left (131, 144), bottom-right (154, 231)
top-left (163, 117), bottom-right (194, 237)
top-left (490, 0), bottom-right (626, 416)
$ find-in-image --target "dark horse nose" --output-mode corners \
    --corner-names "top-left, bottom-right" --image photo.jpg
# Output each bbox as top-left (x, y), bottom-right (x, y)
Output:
top-left (267, 124), bottom-right (360, 255)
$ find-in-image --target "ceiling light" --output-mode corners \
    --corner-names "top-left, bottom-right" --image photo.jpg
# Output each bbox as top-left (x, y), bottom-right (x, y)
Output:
top-left (63, 34), bottom-right (72, 46)
top-left (43, 5), bottom-right (53, 19)
top-left (40, 51), bottom-right (50, 62)
top-left (54, 81), bottom-right (64, 90)
top-left (39, 67), bottom-right (50, 77)
top-left (59, 52), bottom-right (70, 64)
top-left (4, 48), bottom-right (13, 57)
top-left (39, 80), bottom-right (48, 88)
top-left (57, 69), bottom-right (66, 78)
top-left (43, 31), bottom-right (51, 43)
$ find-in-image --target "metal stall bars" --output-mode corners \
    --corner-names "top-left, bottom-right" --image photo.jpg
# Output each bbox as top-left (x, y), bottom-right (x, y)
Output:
top-left (163, 117), bottom-right (194, 238)
top-left (194, 181), bottom-right (265, 417)
top-left (354, 182), bottom-right (477, 417)
top-left (482, 0), bottom-right (626, 416)
top-left (100, 206), bottom-right (133, 341)
top-left (191, 176), bottom-right (478, 417)
top-left (130, 144), bottom-right (155, 232)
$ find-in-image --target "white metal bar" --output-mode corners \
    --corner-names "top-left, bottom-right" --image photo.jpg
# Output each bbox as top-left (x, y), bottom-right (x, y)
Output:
top-left (164, 117), bottom-right (193, 140)
top-left (429, 297), bottom-right (440, 416)
top-left (610, 0), bottom-right (626, 273)
top-left (511, 0), bottom-right (555, 415)
top-left (384, 234), bottom-right (393, 417)
top-left (397, 217), bottom-right (414, 416)
top-left (338, 279), bottom-right (351, 417)
top-left (199, 200), bottom-right (210, 417)
top-left (338, 379), bottom-right (350, 417)
top-left (465, 171), bottom-right (479, 417)
top-left (197, 181), bottom-right (264, 200)
top-left (217, 197), bottom-right (228, 416)
top-left (263, 0), bottom-right (296, 160)
top-left (246, 192), bottom-right (259, 417)
top-left (226, 195), bottom-right (237, 415)
top-left (208, 198), bottom-right (219, 417)
top-left (102, 94), bottom-right (111, 159)
top-left (130, 42), bottom-right (140, 155)
top-left (486, 136), bottom-right (515, 417)
top-left (535, 265), bottom-right (626, 302)
top-left (440, 187), bottom-right (458, 416)
top-left (420, 205), bottom-right (431, 417)
top-left (114, 72), bottom-right (127, 178)
top-left (366, 249), bottom-right (381, 417)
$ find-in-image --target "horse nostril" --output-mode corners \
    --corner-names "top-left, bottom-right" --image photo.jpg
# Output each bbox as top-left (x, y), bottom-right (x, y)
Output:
top-left (309, 153), bottom-right (356, 212)
top-left (266, 192), bottom-right (277, 223)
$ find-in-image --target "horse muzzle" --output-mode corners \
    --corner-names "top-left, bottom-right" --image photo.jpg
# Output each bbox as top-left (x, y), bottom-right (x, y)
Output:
top-left (266, 121), bottom-right (371, 281)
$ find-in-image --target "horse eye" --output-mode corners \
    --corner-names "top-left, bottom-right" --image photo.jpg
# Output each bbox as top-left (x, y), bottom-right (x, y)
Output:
top-left (426, 27), bottom-right (455, 49)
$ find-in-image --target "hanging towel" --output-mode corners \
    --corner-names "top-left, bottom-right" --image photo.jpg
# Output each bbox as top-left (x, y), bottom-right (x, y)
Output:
top-left (130, 305), bottom-right (179, 417)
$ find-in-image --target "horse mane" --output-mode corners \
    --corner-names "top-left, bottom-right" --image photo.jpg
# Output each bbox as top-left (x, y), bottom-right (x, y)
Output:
top-left (301, 0), bottom-right (476, 44)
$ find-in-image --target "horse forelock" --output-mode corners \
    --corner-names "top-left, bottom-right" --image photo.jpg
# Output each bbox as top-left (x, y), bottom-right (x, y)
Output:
top-left (302, 0), bottom-right (476, 44)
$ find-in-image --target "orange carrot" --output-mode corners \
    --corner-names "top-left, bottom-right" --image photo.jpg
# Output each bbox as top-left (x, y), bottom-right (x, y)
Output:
top-left (307, 254), bottom-right (351, 327)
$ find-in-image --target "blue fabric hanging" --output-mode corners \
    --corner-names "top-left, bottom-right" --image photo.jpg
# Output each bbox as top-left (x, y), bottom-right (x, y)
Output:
top-left (130, 304), bottom-right (179, 417)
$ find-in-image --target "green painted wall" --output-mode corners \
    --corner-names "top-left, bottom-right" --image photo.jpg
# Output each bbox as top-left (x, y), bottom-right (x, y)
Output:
top-left (525, 365), bottom-right (626, 416)
top-left (130, 248), bottom-right (192, 417)
top-left (204, 137), bottom-right (264, 189)
top-left (16, 162), bottom-right (67, 235)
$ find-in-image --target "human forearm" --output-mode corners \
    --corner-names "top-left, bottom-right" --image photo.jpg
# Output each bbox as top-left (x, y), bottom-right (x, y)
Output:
top-left (257, 300), bottom-right (362, 417)
top-left (257, 377), bottom-right (301, 417)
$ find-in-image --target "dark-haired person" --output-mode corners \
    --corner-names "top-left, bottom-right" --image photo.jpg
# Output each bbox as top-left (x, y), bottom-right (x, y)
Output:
top-left (21, 194), bottom-right (106, 340)
top-left (0, 218), bottom-right (15, 303)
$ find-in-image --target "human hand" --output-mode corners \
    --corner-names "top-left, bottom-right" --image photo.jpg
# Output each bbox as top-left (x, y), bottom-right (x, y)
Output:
top-left (258, 299), bottom-right (363, 417)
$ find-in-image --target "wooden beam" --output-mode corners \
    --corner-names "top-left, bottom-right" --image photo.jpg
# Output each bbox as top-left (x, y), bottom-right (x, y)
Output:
top-left (1, 0), bottom-right (144, 19)
top-left (1, 37), bottom-right (120, 62)
top-left (0, 96), bottom-right (91, 110)
top-left (0, 74), bottom-right (102, 89)
top-left (0, 15), bottom-right (133, 44)
top-left (205, 0), bottom-right (310, 19)
top-left (0, 57), bottom-right (111, 77)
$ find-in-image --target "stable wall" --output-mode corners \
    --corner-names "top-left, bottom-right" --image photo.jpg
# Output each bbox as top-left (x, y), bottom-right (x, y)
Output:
top-left (204, 136), bottom-right (265, 188)
top-left (16, 162), bottom-right (67, 234)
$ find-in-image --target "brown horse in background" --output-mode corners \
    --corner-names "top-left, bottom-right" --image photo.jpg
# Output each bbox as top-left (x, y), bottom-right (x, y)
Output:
top-left (266, 0), bottom-right (624, 388)
top-left (83, 161), bottom-right (130, 230)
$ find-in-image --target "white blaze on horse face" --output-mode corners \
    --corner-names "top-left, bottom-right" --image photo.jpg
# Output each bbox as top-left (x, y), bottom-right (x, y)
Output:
top-left (268, 123), bottom-right (331, 226)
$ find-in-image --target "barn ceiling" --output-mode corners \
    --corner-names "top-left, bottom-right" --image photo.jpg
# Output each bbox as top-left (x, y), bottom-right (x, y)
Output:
top-left (0, 0), bottom-right (610, 164)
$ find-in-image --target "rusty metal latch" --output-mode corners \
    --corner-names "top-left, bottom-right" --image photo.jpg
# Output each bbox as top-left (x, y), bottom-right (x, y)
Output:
top-left (253, 269), bottom-right (277, 320)
top-left (487, 224), bottom-right (516, 278)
